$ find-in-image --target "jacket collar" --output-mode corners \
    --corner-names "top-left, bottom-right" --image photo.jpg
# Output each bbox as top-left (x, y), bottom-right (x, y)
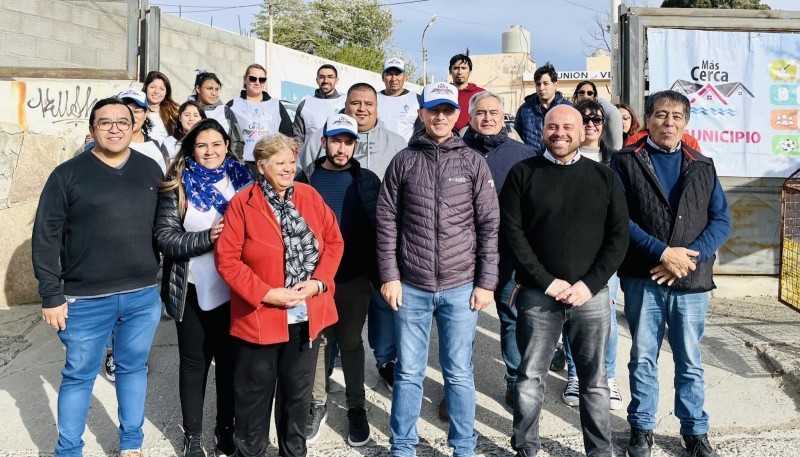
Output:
top-left (238, 90), bottom-right (272, 102)
top-left (244, 183), bottom-right (282, 236)
top-left (462, 127), bottom-right (508, 153)
top-left (409, 132), bottom-right (468, 158)
top-left (314, 89), bottom-right (341, 99)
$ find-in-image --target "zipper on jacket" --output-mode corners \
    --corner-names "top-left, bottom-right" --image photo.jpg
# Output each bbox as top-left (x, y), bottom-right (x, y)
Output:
top-left (668, 161), bottom-right (706, 246)
top-left (434, 146), bottom-right (440, 290)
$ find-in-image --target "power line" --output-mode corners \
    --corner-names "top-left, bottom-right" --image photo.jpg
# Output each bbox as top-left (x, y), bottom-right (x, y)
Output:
top-left (154, 3), bottom-right (263, 14)
top-left (557, 0), bottom-right (606, 14)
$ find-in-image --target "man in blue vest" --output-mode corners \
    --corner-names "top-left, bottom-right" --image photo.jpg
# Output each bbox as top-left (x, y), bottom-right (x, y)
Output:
top-left (612, 90), bottom-right (732, 457)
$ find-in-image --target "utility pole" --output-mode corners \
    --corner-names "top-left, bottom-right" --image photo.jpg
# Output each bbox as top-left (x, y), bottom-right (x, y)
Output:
top-left (268, 1), bottom-right (274, 94)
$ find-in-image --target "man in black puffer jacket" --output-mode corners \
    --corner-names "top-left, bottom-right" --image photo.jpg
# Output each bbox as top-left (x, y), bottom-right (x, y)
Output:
top-left (376, 82), bottom-right (499, 457)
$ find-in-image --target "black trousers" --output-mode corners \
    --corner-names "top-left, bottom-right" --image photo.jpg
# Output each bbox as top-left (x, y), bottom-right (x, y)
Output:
top-left (234, 322), bottom-right (319, 457)
top-left (175, 284), bottom-right (235, 435)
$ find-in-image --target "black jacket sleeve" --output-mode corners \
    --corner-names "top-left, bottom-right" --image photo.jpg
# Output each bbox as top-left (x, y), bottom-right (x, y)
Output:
top-left (154, 190), bottom-right (214, 260)
top-left (278, 102), bottom-right (293, 137)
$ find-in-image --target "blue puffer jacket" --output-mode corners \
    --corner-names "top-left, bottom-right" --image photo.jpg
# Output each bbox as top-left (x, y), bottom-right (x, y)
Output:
top-left (514, 92), bottom-right (572, 155)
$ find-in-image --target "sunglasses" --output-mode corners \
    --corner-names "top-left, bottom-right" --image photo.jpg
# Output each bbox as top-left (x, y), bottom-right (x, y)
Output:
top-left (247, 76), bottom-right (267, 83)
top-left (582, 115), bottom-right (604, 125)
top-left (577, 90), bottom-right (595, 97)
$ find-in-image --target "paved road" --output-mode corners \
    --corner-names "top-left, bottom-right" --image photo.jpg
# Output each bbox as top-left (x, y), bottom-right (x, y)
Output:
top-left (0, 296), bottom-right (799, 456)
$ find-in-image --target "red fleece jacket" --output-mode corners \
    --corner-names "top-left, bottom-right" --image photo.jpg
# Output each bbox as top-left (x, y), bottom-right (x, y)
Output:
top-left (455, 83), bottom-right (485, 131)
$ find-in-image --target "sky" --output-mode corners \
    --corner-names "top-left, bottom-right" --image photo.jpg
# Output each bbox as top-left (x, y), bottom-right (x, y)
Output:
top-left (151, 0), bottom-right (798, 82)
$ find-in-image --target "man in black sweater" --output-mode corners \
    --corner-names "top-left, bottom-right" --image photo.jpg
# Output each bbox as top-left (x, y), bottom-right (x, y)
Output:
top-left (500, 105), bottom-right (628, 457)
top-left (32, 98), bottom-right (164, 457)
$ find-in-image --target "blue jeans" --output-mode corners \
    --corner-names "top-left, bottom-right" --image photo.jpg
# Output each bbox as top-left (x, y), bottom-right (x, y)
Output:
top-left (390, 282), bottom-right (478, 457)
top-left (512, 286), bottom-right (612, 456)
top-left (368, 291), bottom-right (396, 366)
top-left (564, 273), bottom-right (619, 379)
top-left (622, 276), bottom-right (710, 436)
top-left (495, 266), bottom-right (519, 389)
top-left (55, 286), bottom-right (161, 456)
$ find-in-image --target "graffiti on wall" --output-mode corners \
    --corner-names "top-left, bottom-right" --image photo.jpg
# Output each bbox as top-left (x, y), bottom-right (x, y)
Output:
top-left (26, 85), bottom-right (99, 125)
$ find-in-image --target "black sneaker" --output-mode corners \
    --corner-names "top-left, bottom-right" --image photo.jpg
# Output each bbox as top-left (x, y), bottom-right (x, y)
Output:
top-left (682, 434), bottom-right (719, 457)
top-left (214, 425), bottom-right (236, 456)
top-left (182, 433), bottom-right (205, 457)
top-left (378, 361), bottom-right (394, 391)
top-left (346, 407), bottom-right (370, 447)
top-left (305, 404), bottom-right (327, 444)
top-left (104, 352), bottom-right (116, 382)
top-left (627, 428), bottom-right (653, 457)
top-left (549, 342), bottom-right (566, 372)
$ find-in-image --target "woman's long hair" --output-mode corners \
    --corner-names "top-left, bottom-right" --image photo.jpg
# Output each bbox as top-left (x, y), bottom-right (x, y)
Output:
top-left (576, 99), bottom-right (615, 164)
top-left (615, 102), bottom-right (641, 137)
top-left (161, 118), bottom-right (232, 218)
top-left (143, 71), bottom-right (179, 136)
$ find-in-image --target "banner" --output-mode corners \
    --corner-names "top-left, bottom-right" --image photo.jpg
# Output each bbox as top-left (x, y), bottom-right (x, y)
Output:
top-left (647, 28), bottom-right (800, 177)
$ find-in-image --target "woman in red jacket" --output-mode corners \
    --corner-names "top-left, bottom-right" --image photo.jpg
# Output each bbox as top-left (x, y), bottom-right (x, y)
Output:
top-left (214, 133), bottom-right (343, 457)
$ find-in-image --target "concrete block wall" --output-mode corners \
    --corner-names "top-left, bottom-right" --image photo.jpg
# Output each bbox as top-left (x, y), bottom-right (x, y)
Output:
top-left (0, 0), bottom-right (129, 71)
top-left (159, 14), bottom-right (255, 103)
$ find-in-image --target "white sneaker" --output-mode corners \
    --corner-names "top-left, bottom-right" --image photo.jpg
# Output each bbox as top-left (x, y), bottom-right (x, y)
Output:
top-left (608, 377), bottom-right (624, 410)
top-left (562, 377), bottom-right (580, 407)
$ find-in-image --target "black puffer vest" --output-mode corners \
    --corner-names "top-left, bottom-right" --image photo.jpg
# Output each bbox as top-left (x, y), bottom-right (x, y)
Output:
top-left (614, 138), bottom-right (717, 292)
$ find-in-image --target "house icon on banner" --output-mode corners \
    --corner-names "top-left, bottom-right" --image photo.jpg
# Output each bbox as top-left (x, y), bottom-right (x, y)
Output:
top-left (669, 79), bottom-right (755, 117)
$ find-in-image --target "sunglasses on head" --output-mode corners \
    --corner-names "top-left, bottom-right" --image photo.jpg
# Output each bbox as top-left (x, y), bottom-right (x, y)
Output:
top-left (247, 76), bottom-right (267, 83)
top-left (577, 90), bottom-right (595, 96)
top-left (582, 115), bottom-right (604, 125)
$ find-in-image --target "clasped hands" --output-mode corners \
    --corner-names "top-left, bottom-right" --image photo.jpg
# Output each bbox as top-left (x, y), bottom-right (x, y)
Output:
top-left (650, 247), bottom-right (699, 286)
top-left (546, 279), bottom-right (593, 307)
top-left (262, 280), bottom-right (322, 308)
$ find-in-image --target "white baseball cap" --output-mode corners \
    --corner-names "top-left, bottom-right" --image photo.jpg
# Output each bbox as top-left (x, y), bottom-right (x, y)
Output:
top-left (323, 113), bottom-right (359, 139)
top-left (383, 57), bottom-right (405, 73)
top-left (419, 82), bottom-right (460, 110)
top-left (117, 89), bottom-right (148, 109)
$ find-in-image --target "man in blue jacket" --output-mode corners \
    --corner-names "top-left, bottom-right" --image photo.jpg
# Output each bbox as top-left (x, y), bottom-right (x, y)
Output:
top-left (462, 91), bottom-right (535, 408)
top-left (515, 62), bottom-right (572, 155)
top-left (612, 90), bottom-right (732, 457)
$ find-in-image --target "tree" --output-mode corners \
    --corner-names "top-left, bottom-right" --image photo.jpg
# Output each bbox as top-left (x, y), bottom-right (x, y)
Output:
top-left (661, 0), bottom-right (770, 8)
top-left (585, 0), bottom-right (646, 54)
top-left (252, 0), bottom-right (396, 73)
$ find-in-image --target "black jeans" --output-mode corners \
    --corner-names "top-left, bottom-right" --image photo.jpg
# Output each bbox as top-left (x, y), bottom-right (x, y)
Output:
top-left (175, 284), bottom-right (234, 435)
top-left (512, 286), bottom-right (612, 457)
top-left (312, 274), bottom-right (373, 408)
top-left (234, 322), bottom-right (319, 457)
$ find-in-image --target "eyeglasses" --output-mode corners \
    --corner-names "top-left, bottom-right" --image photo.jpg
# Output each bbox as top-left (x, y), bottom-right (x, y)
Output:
top-left (582, 115), bottom-right (604, 126)
top-left (247, 76), bottom-right (267, 83)
top-left (577, 90), bottom-right (595, 97)
top-left (94, 120), bottom-right (132, 131)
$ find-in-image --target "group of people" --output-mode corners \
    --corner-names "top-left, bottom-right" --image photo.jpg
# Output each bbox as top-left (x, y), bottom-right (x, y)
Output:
top-left (32, 53), bottom-right (731, 457)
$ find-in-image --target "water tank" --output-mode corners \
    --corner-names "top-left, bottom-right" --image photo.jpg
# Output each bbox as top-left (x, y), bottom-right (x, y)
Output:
top-left (502, 25), bottom-right (531, 54)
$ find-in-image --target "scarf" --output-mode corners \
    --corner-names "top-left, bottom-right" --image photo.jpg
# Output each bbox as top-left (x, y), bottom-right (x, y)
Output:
top-left (182, 156), bottom-right (252, 214)
top-left (257, 175), bottom-right (320, 288)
